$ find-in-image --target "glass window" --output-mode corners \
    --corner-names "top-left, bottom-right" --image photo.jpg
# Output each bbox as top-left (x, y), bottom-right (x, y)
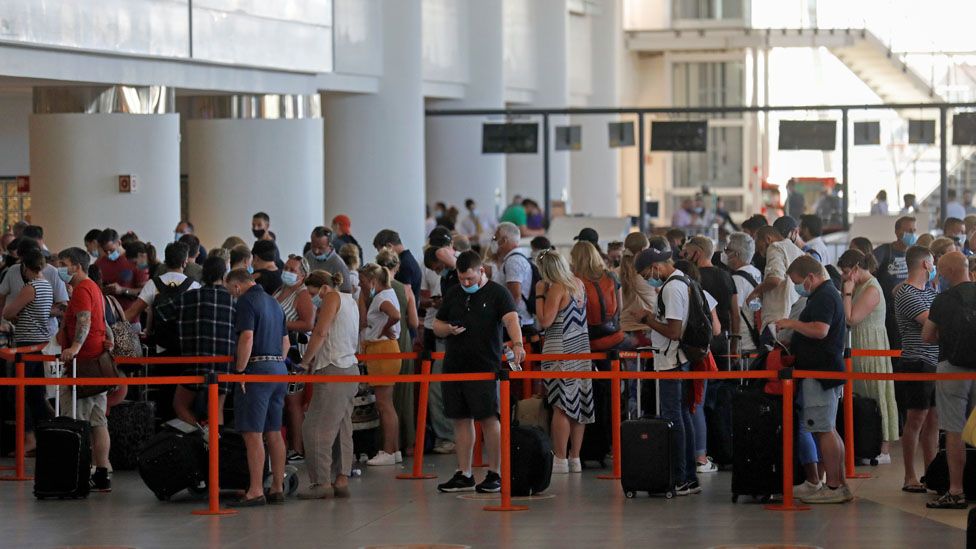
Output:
top-left (673, 0), bottom-right (743, 21)
top-left (672, 126), bottom-right (743, 189)
top-left (672, 61), bottom-right (744, 111)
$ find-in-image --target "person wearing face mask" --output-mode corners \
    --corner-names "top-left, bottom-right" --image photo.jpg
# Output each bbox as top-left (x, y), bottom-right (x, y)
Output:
top-left (230, 244), bottom-right (253, 275)
top-left (174, 220), bottom-right (207, 265)
top-left (779, 255), bottom-right (851, 504)
top-left (154, 256), bottom-right (236, 427)
top-left (459, 198), bottom-right (494, 250)
top-left (95, 228), bottom-right (148, 309)
top-left (251, 211), bottom-right (283, 269)
top-left (296, 269), bottom-right (359, 500)
top-left (942, 217), bottom-right (969, 256)
top-left (125, 242), bottom-right (201, 356)
top-left (892, 246), bottom-right (940, 494)
top-left (274, 255), bottom-right (315, 463)
top-left (837, 249), bottom-right (898, 464)
top-left (304, 226), bottom-right (352, 293)
top-left (357, 263), bottom-right (403, 467)
top-left (873, 216), bottom-right (917, 355)
top-left (0, 238), bottom-right (68, 336)
top-left (682, 236), bottom-right (739, 374)
top-left (84, 229), bottom-right (103, 262)
top-left (252, 240), bottom-right (283, 296)
top-left (744, 226), bottom-right (803, 336)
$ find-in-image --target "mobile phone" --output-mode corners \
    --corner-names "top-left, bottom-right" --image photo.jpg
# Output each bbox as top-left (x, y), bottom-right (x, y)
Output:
top-left (508, 361), bottom-right (522, 372)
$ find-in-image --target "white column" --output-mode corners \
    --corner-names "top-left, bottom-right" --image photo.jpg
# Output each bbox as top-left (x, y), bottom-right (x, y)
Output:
top-left (505, 0), bottom-right (570, 212)
top-left (185, 117), bottom-right (324, 255)
top-left (323, 0), bottom-right (425, 258)
top-left (30, 113), bottom-right (180, 252)
top-left (425, 0), bottom-right (505, 220)
top-left (570, 0), bottom-right (622, 217)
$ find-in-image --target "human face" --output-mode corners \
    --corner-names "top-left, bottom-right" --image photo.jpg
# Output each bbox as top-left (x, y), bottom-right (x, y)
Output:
top-left (284, 258), bottom-right (304, 279)
top-left (101, 240), bottom-right (119, 256)
top-left (251, 218), bottom-right (269, 238)
top-left (458, 267), bottom-right (484, 289)
top-left (175, 222), bottom-right (189, 234)
top-left (680, 246), bottom-right (701, 264)
top-left (840, 265), bottom-right (860, 283)
top-left (309, 235), bottom-right (332, 257)
top-left (896, 220), bottom-right (917, 241)
top-left (946, 223), bottom-right (965, 241)
top-left (756, 236), bottom-right (770, 258)
top-left (607, 249), bottom-right (623, 267)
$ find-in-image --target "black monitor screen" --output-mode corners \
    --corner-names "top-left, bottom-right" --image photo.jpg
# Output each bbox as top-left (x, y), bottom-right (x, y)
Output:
top-left (555, 125), bottom-right (582, 151)
top-left (953, 113), bottom-right (976, 146)
top-left (853, 121), bottom-right (880, 146)
top-left (482, 123), bottom-right (539, 154)
top-left (778, 120), bottom-right (837, 150)
top-left (908, 119), bottom-right (936, 145)
top-left (608, 122), bottom-right (635, 148)
top-left (650, 121), bottom-right (707, 152)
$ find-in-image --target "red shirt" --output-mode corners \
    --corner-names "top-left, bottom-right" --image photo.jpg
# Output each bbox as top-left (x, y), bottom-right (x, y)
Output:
top-left (95, 254), bottom-right (147, 309)
top-left (61, 278), bottom-right (107, 360)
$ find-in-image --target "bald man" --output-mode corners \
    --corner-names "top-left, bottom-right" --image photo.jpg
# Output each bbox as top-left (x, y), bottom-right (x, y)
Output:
top-left (922, 251), bottom-right (976, 509)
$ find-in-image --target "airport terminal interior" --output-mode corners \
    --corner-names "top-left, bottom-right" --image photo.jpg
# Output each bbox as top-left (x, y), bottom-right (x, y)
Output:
top-left (3, 0), bottom-right (976, 547)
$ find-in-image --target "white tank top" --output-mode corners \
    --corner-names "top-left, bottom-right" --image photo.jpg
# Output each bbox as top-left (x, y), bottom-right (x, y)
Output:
top-left (313, 292), bottom-right (360, 370)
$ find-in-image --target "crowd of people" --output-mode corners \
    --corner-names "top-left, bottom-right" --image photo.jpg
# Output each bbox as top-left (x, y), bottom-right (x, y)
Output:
top-left (4, 194), bottom-right (976, 511)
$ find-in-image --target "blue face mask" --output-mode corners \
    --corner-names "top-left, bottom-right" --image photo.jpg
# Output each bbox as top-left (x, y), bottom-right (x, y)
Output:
top-left (57, 266), bottom-right (72, 283)
top-left (246, 265), bottom-right (254, 275)
top-left (794, 282), bottom-right (810, 298)
top-left (462, 283), bottom-right (480, 294)
top-left (281, 271), bottom-right (299, 287)
top-left (369, 288), bottom-right (376, 299)
top-left (902, 232), bottom-right (918, 246)
top-left (137, 262), bottom-right (148, 270)
top-left (311, 295), bottom-right (323, 308)
top-left (928, 266), bottom-right (938, 283)
top-left (107, 250), bottom-right (121, 262)
top-left (313, 251), bottom-right (331, 262)
top-left (646, 277), bottom-right (664, 289)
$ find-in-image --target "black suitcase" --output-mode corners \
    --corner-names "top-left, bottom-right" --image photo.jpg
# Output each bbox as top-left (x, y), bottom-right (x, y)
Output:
top-left (620, 418), bottom-right (675, 498)
top-left (137, 428), bottom-right (207, 500)
top-left (731, 388), bottom-right (802, 503)
top-left (510, 425), bottom-right (554, 497)
top-left (705, 380), bottom-right (735, 467)
top-left (836, 393), bottom-right (883, 465)
top-left (968, 507), bottom-right (976, 549)
top-left (579, 377), bottom-right (611, 467)
top-left (33, 416), bottom-right (92, 499)
top-left (923, 448), bottom-right (976, 498)
top-left (107, 400), bottom-right (156, 470)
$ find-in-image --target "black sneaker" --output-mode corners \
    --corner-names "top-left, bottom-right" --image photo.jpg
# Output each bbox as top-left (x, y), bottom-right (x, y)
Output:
top-left (91, 468), bottom-right (112, 493)
top-left (675, 482), bottom-right (692, 496)
top-left (685, 480), bottom-right (702, 495)
top-left (286, 451), bottom-right (305, 464)
top-left (437, 471), bottom-right (475, 493)
top-left (476, 471), bottom-right (502, 494)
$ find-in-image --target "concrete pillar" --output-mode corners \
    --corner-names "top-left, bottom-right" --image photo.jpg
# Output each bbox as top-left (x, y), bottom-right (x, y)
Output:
top-left (323, 0), bottom-right (425, 258)
top-left (425, 0), bottom-right (506, 221)
top-left (506, 0), bottom-right (570, 213)
top-left (184, 95), bottom-right (323, 255)
top-left (29, 86), bottom-right (179, 252)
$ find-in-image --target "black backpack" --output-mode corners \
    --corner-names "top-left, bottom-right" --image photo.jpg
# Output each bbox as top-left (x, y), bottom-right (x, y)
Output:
top-left (504, 252), bottom-right (543, 315)
top-left (150, 276), bottom-right (195, 354)
top-left (657, 275), bottom-right (712, 362)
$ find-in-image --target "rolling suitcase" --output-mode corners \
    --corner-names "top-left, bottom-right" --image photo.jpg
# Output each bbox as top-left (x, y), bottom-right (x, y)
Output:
top-left (34, 359), bottom-right (92, 499)
top-left (137, 426), bottom-right (207, 500)
top-left (730, 388), bottom-right (802, 503)
top-left (510, 424), bottom-right (554, 497)
top-left (107, 400), bottom-right (156, 470)
top-left (836, 393), bottom-right (883, 465)
top-left (621, 418), bottom-right (676, 498)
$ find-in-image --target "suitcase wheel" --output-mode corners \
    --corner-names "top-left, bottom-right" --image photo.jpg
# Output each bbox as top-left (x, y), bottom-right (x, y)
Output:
top-left (755, 494), bottom-right (772, 503)
top-left (665, 490), bottom-right (674, 500)
top-left (625, 491), bottom-right (636, 499)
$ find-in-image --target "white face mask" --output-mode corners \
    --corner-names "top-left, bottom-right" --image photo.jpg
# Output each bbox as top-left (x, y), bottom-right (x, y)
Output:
top-left (720, 252), bottom-right (729, 265)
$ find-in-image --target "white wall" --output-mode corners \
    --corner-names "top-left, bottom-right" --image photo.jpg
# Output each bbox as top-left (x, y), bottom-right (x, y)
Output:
top-left (333, 0), bottom-right (383, 76)
top-left (185, 118), bottom-right (324, 255)
top-left (422, 0), bottom-right (469, 85)
top-left (29, 113), bottom-right (181, 252)
top-left (0, 95), bottom-right (30, 176)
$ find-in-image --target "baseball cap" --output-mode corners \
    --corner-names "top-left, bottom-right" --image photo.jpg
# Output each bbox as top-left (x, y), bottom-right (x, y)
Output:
top-left (574, 228), bottom-right (600, 246)
top-left (332, 214), bottom-right (352, 232)
top-left (634, 247), bottom-right (673, 273)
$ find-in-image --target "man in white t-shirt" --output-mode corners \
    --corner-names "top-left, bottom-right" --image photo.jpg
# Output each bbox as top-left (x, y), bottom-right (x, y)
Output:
top-left (634, 245), bottom-right (700, 497)
top-left (724, 232), bottom-right (763, 355)
top-left (125, 242), bottom-right (200, 353)
top-left (420, 246), bottom-right (455, 454)
top-left (746, 226), bottom-right (804, 333)
top-left (494, 222), bottom-right (535, 330)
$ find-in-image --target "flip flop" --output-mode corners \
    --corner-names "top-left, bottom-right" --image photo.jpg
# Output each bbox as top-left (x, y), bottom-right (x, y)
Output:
top-left (902, 483), bottom-right (927, 493)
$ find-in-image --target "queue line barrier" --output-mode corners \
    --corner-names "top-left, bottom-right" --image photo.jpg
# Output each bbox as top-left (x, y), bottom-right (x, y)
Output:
top-left (2, 347), bottom-right (960, 516)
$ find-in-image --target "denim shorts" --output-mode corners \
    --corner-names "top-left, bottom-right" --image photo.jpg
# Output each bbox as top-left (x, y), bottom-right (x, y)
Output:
top-left (234, 360), bottom-right (288, 433)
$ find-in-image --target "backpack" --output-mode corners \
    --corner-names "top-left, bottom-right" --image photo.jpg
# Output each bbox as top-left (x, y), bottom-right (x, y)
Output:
top-left (657, 275), bottom-right (712, 363)
top-left (105, 295), bottom-right (143, 359)
top-left (583, 274), bottom-right (621, 340)
top-left (149, 276), bottom-right (195, 353)
top-left (503, 252), bottom-right (542, 315)
top-left (731, 270), bottom-right (762, 349)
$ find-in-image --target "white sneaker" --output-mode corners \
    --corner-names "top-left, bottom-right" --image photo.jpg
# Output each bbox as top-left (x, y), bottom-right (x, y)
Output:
top-left (367, 451), bottom-right (396, 466)
top-left (432, 441), bottom-right (456, 454)
top-left (568, 458), bottom-right (582, 473)
top-left (696, 459), bottom-right (718, 473)
top-left (394, 451), bottom-right (403, 464)
top-left (793, 480), bottom-right (822, 498)
top-left (552, 458), bottom-right (569, 474)
top-left (875, 453), bottom-right (891, 465)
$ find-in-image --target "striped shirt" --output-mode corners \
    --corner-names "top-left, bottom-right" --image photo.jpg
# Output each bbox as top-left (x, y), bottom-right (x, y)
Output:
top-left (16, 278), bottom-right (54, 344)
top-left (894, 283), bottom-right (939, 366)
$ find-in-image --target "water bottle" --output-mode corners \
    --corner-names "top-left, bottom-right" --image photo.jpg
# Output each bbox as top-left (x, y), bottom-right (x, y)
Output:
top-left (747, 297), bottom-right (762, 312)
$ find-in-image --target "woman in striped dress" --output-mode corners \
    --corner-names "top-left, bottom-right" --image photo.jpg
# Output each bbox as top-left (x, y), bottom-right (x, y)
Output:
top-left (3, 248), bottom-right (54, 455)
top-left (535, 249), bottom-right (594, 475)
top-left (274, 255), bottom-right (315, 462)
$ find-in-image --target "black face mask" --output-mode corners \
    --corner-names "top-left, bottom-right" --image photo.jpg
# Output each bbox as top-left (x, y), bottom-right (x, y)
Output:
top-left (252, 228), bottom-right (266, 239)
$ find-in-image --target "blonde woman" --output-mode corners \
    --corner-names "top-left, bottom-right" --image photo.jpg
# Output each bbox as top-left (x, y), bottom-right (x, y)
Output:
top-left (298, 270), bottom-right (359, 500)
top-left (358, 263), bottom-right (402, 467)
top-left (570, 241), bottom-right (625, 353)
top-left (618, 232), bottom-right (655, 349)
top-left (535, 249), bottom-right (593, 474)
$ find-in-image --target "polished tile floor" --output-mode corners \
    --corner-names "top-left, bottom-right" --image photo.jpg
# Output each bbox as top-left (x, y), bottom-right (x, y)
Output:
top-left (0, 444), bottom-right (967, 548)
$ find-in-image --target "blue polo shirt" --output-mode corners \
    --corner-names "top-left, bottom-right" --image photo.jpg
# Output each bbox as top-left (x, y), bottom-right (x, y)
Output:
top-left (235, 284), bottom-right (287, 357)
top-left (791, 280), bottom-right (846, 389)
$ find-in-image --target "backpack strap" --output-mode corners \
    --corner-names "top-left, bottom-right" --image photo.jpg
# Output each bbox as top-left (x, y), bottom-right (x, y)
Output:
top-left (731, 270), bottom-right (759, 288)
top-left (503, 252), bottom-right (532, 300)
top-left (802, 246), bottom-right (823, 263)
top-left (592, 277), bottom-right (609, 323)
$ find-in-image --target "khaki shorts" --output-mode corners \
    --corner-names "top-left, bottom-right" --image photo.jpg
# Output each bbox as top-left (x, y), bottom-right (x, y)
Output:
top-left (936, 361), bottom-right (976, 433)
top-left (58, 387), bottom-right (107, 428)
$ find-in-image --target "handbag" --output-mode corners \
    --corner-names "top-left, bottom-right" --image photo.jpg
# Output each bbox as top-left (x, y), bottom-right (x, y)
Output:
top-left (105, 296), bottom-right (143, 359)
top-left (587, 276), bottom-right (621, 340)
top-left (73, 352), bottom-right (122, 399)
top-left (763, 343), bottom-right (795, 396)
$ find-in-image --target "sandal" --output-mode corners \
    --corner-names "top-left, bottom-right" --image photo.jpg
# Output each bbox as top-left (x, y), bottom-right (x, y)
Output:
top-left (926, 491), bottom-right (967, 509)
top-left (902, 483), bottom-right (927, 493)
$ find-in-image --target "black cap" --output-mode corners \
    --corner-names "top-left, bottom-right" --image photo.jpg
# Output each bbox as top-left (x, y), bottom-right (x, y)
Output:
top-left (428, 226), bottom-right (452, 248)
top-left (634, 247), bottom-right (673, 273)
top-left (574, 228), bottom-right (600, 246)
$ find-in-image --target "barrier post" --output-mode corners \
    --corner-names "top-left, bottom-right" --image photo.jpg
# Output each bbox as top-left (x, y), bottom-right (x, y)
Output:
top-left (484, 369), bottom-right (527, 512)
top-left (844, 353), bottom-right (870, 479)
top-left (598, 351), bottom-right (622, 480)
top-left (472, 422), bottom-right (486, 468)
top-left (1, 356), bottom-right (32, 481)
top-left (397, 354), bottom-right (437, 480)
top-left (766, 371), bottom-right (809, 512)
top-left (192, 373), bottom-right (237, 516)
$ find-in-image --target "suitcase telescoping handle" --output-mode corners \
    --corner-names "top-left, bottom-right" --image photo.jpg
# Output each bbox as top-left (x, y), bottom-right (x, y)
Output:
top-left (52, 359), bottom-right (78, 420)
